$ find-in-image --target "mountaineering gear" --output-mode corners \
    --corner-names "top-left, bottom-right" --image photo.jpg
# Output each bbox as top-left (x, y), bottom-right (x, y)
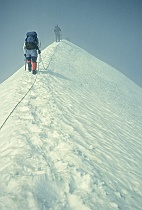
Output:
top-left (32, 70), bottom-right (37, 75)
top-left (25, 31), bottom-right (38, 50)
top-left (23, 31), bottom-right (41, 73)
top-left (24, 58), bottom-right (27, 71)
top-left (32, 62), bottom-right (37, 71)
top-left (54, 25), bottom-right (61, 42)
top-left (27, 60), bottom-right (32, 71)
top-left (32, 62), bottom-right (37, 75)
top-left (28, 64), bottom-right (31, 71)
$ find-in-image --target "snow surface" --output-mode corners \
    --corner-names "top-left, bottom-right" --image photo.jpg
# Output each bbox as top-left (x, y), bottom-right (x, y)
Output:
top-left (0, 40), bottom-right (142, 210)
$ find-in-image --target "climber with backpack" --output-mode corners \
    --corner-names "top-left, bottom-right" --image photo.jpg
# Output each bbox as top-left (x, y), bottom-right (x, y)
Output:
top-left (23, 31), bottom-right (41, 74)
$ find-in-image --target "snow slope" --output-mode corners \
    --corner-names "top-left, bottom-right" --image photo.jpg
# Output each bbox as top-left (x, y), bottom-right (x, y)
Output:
top-left (0, 40), bottom-right (142, 210)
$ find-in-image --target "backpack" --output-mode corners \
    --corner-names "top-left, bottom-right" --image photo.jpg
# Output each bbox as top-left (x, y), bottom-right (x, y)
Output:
top-left (25, 31), bottom-right (38, 49)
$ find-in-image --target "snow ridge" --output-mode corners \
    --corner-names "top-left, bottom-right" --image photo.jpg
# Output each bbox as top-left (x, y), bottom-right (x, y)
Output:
top-left (0, 40), bottom-right (142, 210)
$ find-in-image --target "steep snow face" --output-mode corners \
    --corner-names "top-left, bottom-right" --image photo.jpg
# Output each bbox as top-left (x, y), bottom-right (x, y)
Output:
top-left (0, 40), bottom-right (142, 210)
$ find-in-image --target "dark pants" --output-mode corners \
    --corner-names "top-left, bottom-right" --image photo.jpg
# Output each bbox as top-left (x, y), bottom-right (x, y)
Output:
top-left (55, 33), bottom-right (61, 42)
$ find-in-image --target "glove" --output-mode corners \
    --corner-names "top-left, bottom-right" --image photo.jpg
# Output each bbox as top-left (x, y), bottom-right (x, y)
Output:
top-left (24, 54), bottom-right (26, 57)
top-left (38, 50), bottom-right (41, 54)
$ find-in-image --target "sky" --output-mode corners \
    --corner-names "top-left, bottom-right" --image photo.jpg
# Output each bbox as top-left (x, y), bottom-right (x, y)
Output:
top-left (0, 40), bottom-right (142, 209)
top-left (0, 0), bottom-right (142, 88)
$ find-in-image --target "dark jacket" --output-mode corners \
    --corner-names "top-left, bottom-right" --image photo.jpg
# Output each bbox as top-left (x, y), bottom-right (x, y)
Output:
top-left (54, 26), bottom-right (61, 34)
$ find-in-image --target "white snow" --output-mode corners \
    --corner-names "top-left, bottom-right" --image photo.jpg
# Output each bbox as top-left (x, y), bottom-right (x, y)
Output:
top-left (0, 40), bottom-right (142, 210)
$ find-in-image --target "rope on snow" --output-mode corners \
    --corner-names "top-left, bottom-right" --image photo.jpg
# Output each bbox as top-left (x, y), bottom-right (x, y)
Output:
top-left (0, 42), bottom-right (60, 131)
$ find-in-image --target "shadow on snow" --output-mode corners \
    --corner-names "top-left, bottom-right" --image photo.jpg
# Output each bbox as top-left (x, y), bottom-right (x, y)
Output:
top-left (39, 69), bottom-right (72, 81)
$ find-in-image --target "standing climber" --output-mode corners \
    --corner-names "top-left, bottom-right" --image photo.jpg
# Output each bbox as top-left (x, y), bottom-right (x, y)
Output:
top-left (54, 25), bottom-right (61, 42)
top-left (23, 31), bottom-right (41, 74)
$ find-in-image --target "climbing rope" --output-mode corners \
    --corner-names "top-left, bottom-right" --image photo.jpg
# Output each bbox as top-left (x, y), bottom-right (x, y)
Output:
top-left (0, 58), bottom-right (40, 131)
top-left (0, 43), bottom-right (60, 131)
top-left (40, 43), bottom-right (60, 71)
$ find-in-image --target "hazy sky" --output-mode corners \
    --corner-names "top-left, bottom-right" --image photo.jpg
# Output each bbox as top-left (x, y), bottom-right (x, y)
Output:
top-left (0, 0), bottom-right (142, 87)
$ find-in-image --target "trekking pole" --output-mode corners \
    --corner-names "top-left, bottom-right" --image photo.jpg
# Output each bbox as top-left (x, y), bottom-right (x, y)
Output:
top-left (24, 58), bottom-right (27, 70)
top-left (37, 42), bottom-right (41, 73)
top-left (39, 41), bottom-right (41, 48)
top-left (37, 54), bottom-right (41, 72)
